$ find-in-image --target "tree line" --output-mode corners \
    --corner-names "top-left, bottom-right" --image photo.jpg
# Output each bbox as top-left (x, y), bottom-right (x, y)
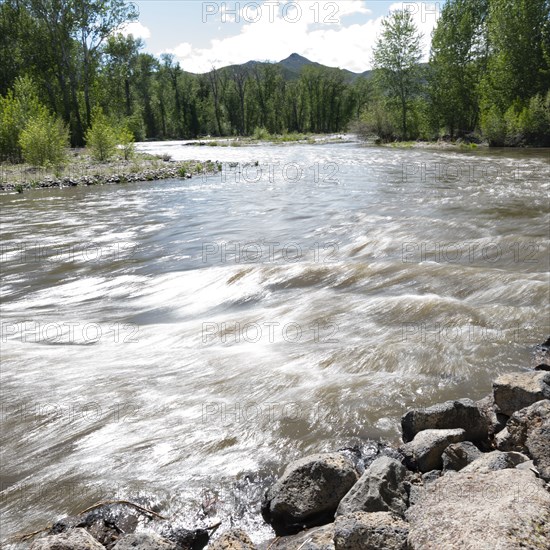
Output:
top-left (1, 0), bottom-right (549, 165)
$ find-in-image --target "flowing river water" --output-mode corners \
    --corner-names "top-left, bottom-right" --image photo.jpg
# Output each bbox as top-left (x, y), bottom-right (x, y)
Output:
top-left (1, 140), bottom-right (549, 544)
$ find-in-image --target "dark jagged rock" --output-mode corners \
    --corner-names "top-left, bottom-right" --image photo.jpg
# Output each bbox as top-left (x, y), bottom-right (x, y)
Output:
top-left (493, 371), bottom-right (550, 416)
top-left (30, 528), bottom-right (105, 550)
top-left (400, 429), bottom-right (465, 472)
top-left (161, 526), bottom-right (209, 550)
top-left (401, 398), bottom-right (488, 443)
top-left (335, 457), bottom-right (408, 517)
top-left (261, 453), bottom-right (359, 536)
top-left (333, 511), bottom-right (408, 550)
top-left (441, 441), bottom-right (482, 471)
top-left (495, 399), bottom-right (550, 481)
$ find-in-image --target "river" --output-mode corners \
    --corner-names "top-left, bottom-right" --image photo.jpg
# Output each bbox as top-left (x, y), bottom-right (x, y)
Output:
top-left (1, 140), bottom-right (549, 544)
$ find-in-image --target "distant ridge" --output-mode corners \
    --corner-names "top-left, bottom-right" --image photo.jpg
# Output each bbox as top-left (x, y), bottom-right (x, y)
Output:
top-left (187, 52), bottom-right (373, 81)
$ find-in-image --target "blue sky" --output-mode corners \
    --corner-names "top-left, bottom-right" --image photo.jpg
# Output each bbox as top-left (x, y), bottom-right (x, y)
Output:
top-left (122, 1), bottom-right (442, 73)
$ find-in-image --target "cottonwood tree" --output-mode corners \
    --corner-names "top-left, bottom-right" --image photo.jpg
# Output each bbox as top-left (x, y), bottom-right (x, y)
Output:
top-left (372, 9), bottom-right (423, 139)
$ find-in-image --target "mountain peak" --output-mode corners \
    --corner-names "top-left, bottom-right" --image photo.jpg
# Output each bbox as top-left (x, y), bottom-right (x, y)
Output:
top-left (280, 52), bottom-right (311, 63)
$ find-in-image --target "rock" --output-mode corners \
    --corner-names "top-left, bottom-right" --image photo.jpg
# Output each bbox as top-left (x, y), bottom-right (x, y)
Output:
top-left (112, 533), bottom-right (176, 550)
top-left (335, 457), bottom-right (408, 517)
top-left (209, 530), bottom-right (255, 550)
top-left (495, 399), bottom-right (550, 481)
top-left (407, 469), bottom-right (550, 549)
top-left (261, 524), bottom-right (335, 549)
top-left (333, 511), bottom-right (408, 550)
top-left (460, 450), bottom-right (528, 473)
top-left (161, 526), bottom-right (209, 550)
top-left (533, 336), bottom-right (550, 366)
top-left (400, 429), bottom-right (465, 472)
top-left (261, 452), bottom-right (359, 535)
top-left (492, 371), bottom-right (550, 415)
top-left (475, 394), bottom-right (508, 438)
top-left (401, 398), bottom-right (488, 443)
top-left (49, 505), bottom-right (139, 548)
top-left (30, 528), bottom-right (106, 550)
top-left (441, 442), bottom-right (482, 471)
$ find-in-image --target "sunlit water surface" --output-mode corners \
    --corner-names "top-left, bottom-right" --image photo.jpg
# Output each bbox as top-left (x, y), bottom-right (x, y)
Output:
top-left (1, 140), bottom-right (549, 544)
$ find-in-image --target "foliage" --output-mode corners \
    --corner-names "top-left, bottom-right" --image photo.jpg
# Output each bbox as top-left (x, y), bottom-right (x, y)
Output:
top-left (117, 125), bottom-right (135, 160)
top-left (85, 109), bottom-right (117, 161)
top-left (19, 112), bottom-right (69, 167)
top-left (0, 76), bottom-right (46, 162)
top-left (372, 9), bottom-right (424, 139)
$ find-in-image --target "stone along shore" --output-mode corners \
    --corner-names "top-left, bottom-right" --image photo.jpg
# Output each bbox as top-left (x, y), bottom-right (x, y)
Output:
top-left (23, 338), bottom-right (550, 550)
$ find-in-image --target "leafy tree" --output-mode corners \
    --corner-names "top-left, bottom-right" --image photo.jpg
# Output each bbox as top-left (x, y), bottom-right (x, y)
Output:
top-left (85, 109), bottom-right (117, 161)
top-left (0, 76), bottom-right (46, 161)
top-left (429, 0), bottom-right (489, 137)
top-left (372, 9), bottom-right (424, 139)
top-left (20, 111), bottom-right (69, 166)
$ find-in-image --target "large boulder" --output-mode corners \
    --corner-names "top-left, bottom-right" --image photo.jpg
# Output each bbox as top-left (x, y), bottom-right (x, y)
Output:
top-left (335, 457), bottom-right (408, 517)
top-left (460, 450), bottom-right (528, 473)
top-left (260, 524), bottom-right (335, 550)
top-left (495, 399), bottom-right (550, 481)
top-left (209, 530), bottom-right (256, 550)
top-left (475, 394), bottom-right (508, 438)
top-left (441, 442), bottom-right (482, 471)
top-left (112, 533), bottom-right (176, 550)
top-left (333, 512), bottom-right (408, 550)
top-left (400, 429), bottom-right (465, 472)
top-left (30, 528), bottom-right (106, 550)
top-left (492, 371), bottom-right (550, 416)
top-left (407, 469), bottom-right (550, 549)
top-left (401, 399), bottom-right (488, 443)
top-left (261, 453), bottom-right (359, 535)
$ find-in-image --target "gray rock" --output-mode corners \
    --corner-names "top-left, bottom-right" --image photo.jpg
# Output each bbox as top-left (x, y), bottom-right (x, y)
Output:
top-left (475, 394), bottom-right (508, 437)
top-left (112, 533), bottom-right (176, 550)
top-left (30, 528), bottom-right (106, 550)
top-left (209, 530), bottom-right (256, 550)
top-left (460, 450), bottom-right (528, 473)
top-left (441, 441), bottom-right (482, 471)
top-left (400, 429), bottom-right (465, 472)
top-left (495, 399), bottom-right (550, 481)
top-left (335, 457), bottom-right (408, 517)
top-left (407, 469), bottom-right (550, 549)
top-left (492, 371), bottom-right (550, 416)
top-left (261, 452), bottom-right (359, 535)
top-left (401, 398), bottom-right (488, 443)
top-left (260, 524), bottom-right (335, 550)
top-left (333, 511), bottom-right (408, 550)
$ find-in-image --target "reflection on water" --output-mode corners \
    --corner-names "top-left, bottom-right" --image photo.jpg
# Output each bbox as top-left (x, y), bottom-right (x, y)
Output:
top-left (0, 142), bottom-right (549, 544)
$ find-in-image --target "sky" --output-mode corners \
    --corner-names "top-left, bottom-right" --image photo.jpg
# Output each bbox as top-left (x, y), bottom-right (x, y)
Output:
top-left (121, 1), bottom-right (443, 74)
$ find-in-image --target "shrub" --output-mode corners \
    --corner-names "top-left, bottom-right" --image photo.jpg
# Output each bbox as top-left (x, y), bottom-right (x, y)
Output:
top-left (0, 77), bottom-right (46, 162)
top-left (117, 126), bottom-right (135, 160)
top-left (252, 127), bottom-right (271, 140)
top-left (480, 105), bottom-right (507, 146)
top-left (85, 110), bottom-right (117, 161)
top-left (19, 112), bottom-right (69, 167)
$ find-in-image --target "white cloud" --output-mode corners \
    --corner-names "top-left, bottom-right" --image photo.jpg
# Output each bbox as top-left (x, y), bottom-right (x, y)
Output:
top-left (119, 21), bottom-right (151, 39)
top-left (164, 0), bottom-right (438, 74)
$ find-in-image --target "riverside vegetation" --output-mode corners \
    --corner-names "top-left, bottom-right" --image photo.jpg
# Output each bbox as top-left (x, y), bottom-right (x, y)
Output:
top-left (1, 0), bottom-right (549, 176)
top-left (16, 337), bottom-right (550, 549)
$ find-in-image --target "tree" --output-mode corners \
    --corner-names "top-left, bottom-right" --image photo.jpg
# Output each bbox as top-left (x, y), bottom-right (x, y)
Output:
top-left (372, 9), bottom-right (423, 139)
top-left (20, 111), bottom-right (69, 167)
top-left (429, 0), bottom-right (489, 137)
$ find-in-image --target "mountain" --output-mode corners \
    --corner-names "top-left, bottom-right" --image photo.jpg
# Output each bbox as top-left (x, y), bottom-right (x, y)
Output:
top-left (189, 53), bottom-right (373, 82)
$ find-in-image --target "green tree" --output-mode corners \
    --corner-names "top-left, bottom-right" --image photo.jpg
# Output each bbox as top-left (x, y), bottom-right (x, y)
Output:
top-left (429, 0), bottom-right (489, 137)
top-left (372, 9), bottom-right (424, 139)
top-left (20, 111), bottom-right (69, 166)
top-left (85, 109), bottom-right (117, 161)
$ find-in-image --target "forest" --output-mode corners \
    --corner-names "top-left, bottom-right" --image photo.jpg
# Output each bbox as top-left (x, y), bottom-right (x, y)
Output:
top-left (1, 0), bottom-right (549, 165)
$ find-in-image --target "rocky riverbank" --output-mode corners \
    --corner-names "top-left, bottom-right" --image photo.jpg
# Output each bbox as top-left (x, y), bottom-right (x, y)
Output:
top-left (0, 159), bottom-right (222, 193)
top-left (19, 338), bottom-right (550, 549)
